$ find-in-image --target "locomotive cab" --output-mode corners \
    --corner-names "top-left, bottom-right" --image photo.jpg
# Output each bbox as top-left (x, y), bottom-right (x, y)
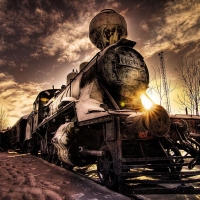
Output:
top-left (32, 89), bottom-right (59, 132)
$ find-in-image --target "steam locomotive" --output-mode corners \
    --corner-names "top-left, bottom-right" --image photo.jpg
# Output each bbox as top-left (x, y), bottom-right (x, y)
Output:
top-left (1, 9), bottom-right (200, 193)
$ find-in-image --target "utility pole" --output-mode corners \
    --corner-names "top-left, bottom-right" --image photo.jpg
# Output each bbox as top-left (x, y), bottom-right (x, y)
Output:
top-left (158, 52), bottom-right (171, 114)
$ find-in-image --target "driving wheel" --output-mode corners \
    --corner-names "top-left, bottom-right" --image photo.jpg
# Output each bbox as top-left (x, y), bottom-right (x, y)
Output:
top-left (52, 146), bottom-right (60, 166)
top-left (97, 145), bottom-right (118, 189)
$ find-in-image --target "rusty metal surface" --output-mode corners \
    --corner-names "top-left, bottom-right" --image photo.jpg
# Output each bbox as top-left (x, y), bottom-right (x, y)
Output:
top-left (89, 9), bottom-right (127, 50)
top-left (98, 43), bottom-right (149, 99)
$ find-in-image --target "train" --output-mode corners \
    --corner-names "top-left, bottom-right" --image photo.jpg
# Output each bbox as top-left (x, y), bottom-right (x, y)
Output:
top-left (1, 9), bottom-right (200, 194)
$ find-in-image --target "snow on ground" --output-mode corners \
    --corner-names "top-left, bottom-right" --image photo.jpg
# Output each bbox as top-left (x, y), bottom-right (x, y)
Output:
top-left (1, 151), bottom-right (200, 200)
top-left (0, 151), bottom-right (130, 200)
top-left (0, 151), bottom-right (70, 200)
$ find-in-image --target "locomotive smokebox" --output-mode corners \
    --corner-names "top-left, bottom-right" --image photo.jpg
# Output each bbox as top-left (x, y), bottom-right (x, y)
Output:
top-left (89, 9), bottom-right (127, 50)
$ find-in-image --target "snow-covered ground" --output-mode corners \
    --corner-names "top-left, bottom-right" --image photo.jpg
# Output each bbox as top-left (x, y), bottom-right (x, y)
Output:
top-left (0, 151), bottom-right (200, 200)
top-left (0, 151), bottom-right (130, 200)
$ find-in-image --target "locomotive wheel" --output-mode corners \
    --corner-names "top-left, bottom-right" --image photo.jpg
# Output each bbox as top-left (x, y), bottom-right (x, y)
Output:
top-left (29, 136), bottom-right (38, 156)
top-left (68, 137), bottom-right (96, 167)
top-left (40, 140), bottom-right (47, 160)
top-left (46, 144), bottom-right (53, 163)
top-left (30, 147), bottom-right (38, 156)
top-left (167, 147), bottom-right (183, 172)
top-left (52, 146), bottom-right (60, 166)
top-left (97, 145), bottom-right (118, 189)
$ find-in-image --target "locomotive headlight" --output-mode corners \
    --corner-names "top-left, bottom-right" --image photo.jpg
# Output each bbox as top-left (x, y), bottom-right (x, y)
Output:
top-left (140, 93), bottom-right (154, 110)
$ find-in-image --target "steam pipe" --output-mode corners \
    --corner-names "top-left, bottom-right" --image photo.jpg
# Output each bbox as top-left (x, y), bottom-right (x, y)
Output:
top-left (79, 146), bottom-right (105, 157)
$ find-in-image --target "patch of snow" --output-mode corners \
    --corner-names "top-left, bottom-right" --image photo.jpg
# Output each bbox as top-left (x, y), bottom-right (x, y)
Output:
top-left (75, 87), bottom-right (108, 121)
top-left (52, 122), bottom-right (74, 165)
top-left (75, 99), bottom-right (108, 121)
top-left (71, 193), bottom-right (84, 199)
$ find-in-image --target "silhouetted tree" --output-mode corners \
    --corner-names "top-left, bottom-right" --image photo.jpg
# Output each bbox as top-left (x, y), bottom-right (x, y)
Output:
top-left (148, 66), bottom-right (175, 112)
top-left (175, 59), bottom-right (200, 115)
top-left (0, 106), bottom-right (8, 131)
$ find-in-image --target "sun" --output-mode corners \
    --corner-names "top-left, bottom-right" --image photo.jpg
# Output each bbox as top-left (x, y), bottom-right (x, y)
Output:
top-left (140, 93), bottom-right (154, 110)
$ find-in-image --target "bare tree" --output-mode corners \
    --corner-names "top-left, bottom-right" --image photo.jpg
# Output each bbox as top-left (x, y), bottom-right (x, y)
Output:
top-left (0, 106), bottom-right (8, 131)
top-left (148, 67), bottom-right (164, 105)
top-left (148, 66), bottom-right (176, 111)
top-left (175, 59), bottom-right (200, 115)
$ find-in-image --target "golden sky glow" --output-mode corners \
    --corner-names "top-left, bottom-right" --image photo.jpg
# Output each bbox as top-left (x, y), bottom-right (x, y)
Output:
top-left (0, 0), bottom-right (199, 127)
top-left (140, 93), bottom-right (154, 110)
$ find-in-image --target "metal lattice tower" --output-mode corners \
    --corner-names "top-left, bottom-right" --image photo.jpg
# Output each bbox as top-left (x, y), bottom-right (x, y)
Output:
top-left (158, 52), bottom-right (171, 114)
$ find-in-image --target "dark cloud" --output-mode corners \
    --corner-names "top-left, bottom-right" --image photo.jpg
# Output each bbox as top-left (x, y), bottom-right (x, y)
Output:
top-left (0, 0), bottom-right (69, 57)
top-left (0, 0), bottom-right (199, 125)
top-left (0, 0), bottom-right (101, 85)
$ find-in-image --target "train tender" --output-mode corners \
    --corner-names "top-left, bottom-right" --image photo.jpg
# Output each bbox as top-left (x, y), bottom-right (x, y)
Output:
top-left (4, 9), bottom-right (200, 194)
top-left (2, 115), bottom-right (29, 152)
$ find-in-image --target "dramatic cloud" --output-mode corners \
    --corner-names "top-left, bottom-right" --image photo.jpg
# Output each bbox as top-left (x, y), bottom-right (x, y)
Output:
top-left (41, 22), bottom-right (95, 63)
top-left (0, 0), bottom-right (123, 80)
top-left (0, 0), bottom-right (199, 126)
top-left (38, 0), bottom-right (123, 63)
top-left (0, 72), bottom-right (48, 126)
top-left (142, 0), bottom-right (200, 58)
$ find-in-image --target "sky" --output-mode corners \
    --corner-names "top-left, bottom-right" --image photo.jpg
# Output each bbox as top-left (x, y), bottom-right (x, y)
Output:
top-left (0, 0), bottom-right (199, 127)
